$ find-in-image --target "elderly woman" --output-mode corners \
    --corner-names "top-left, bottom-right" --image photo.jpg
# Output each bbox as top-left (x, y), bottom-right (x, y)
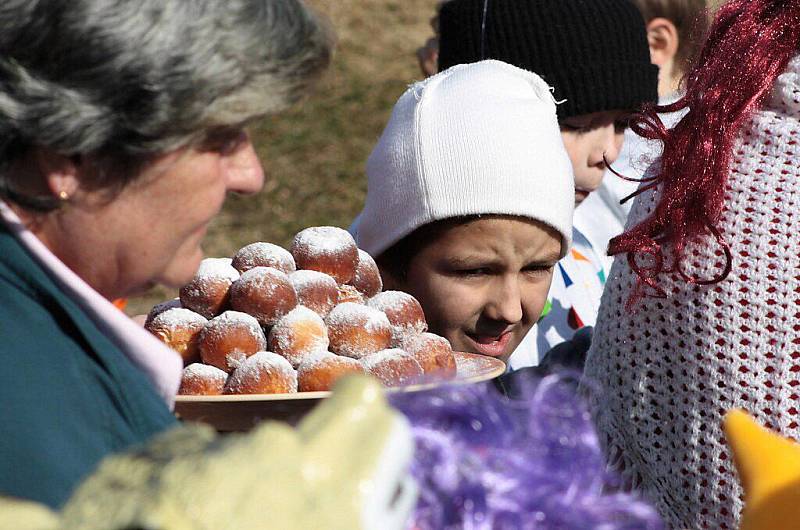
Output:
top-left (0, 0), bottom-right (331, 508)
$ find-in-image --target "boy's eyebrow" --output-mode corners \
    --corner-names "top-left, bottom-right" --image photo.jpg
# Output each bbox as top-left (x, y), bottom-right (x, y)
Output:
top-left (442, 251), bottom-right (562, 268)
top-left (532, 250), bottom-right (562, 264)
top-left (442, 255), bottom-right (493, 268)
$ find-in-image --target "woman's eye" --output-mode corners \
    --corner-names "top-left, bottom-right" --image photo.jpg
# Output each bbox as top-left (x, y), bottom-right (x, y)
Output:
top-left (203, 128), bottom-right (246, 155)
top-left (614, 119), bottom-right (629, 133)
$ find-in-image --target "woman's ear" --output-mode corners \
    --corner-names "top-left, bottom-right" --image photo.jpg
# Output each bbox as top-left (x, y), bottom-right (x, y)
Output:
top-left (34, 148), bottom-right (80, 200)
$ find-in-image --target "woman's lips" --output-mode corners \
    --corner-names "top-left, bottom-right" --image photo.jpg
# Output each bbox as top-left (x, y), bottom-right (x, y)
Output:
top-left (466, 330), bottom-right (513, 358)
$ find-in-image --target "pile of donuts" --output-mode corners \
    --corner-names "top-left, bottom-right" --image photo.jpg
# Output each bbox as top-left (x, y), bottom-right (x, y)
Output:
top-left (145, 226), bottom-right (457, 395)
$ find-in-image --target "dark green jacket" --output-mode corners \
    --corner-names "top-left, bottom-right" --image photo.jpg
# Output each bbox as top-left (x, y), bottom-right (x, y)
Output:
top-left (0, 224), bottom-right (177, 509)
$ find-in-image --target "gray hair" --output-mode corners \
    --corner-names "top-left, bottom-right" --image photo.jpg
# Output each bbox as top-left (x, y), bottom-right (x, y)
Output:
top-left (0, 0), bottom-right (333, 209)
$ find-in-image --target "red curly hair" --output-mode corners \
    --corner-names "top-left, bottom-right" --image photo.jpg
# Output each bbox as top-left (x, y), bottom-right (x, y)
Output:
top-left (609, 0), bottom-right (800, 304)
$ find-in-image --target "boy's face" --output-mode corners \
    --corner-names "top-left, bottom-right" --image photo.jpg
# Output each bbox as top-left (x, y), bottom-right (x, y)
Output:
top-left (394, 217), bottom-right (561, 363)
top-left (560, 110), bottom-right (628, 205)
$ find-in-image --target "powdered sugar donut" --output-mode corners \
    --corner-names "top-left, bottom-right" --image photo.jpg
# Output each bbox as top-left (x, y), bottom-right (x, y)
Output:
top-left (348, 249), bottom-right (383, 297)
top-left (288, 269), bottom-right (339, 317)
top-left (361, 348), bottom-right (424, 387)
top-left (229, 266), bottom-right (298, 327)
top-left (178, 363), bottom-right (228, 395)
top-left (224, 351), bottom-right (297, 394)
top-left (231, 242), bottom-right (296, 274)
top-left (325, 302), bottom-right (392, 359)
top-left (268, 306), bottom-right (329, 367)
top-left (144, 298), bottom-right (181, 327)
top-left (291, 226), bottom-right (359, 284)
top-left (145, 307), bottom-right (207, 365)
top-left (197, 310), bottom-right (267, 372)
top-left (368, 290), bottom-right (428, 344)
top-left (337, 283), bottom-right (365, 305)
top-left (401, 332), bottom-right (457, 379)
top-left (296, 352), bottom-right (365, 392)
top-left (179, 258), bottom-right (240, 318)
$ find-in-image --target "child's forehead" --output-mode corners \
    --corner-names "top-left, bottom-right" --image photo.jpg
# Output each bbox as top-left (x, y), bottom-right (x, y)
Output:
top-left (422, 216), bottom-right (562, 255)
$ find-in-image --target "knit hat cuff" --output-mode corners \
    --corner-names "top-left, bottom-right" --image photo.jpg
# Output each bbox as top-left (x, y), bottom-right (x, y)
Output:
top-left (551, 62), bottom-right (659, 119)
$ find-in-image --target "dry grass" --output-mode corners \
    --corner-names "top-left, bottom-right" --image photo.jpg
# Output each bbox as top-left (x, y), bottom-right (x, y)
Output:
top-left (127, 0), bottom-right (438, 315)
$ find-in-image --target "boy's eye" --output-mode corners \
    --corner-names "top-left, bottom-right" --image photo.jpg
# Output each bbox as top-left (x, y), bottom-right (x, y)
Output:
top-left (523, 263), bottom-right (555, 276)
top-left (561, 123), bottom-right (590, 134)
top-left (455, 267), bottom-right (491, 277)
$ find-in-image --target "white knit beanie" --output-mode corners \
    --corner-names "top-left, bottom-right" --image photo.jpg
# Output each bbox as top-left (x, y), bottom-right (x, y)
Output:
top-left (357, 60), bottom-right (574, 258)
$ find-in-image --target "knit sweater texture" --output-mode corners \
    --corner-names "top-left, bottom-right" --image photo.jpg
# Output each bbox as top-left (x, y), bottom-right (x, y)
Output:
top-left (584, 55), bottom-right (800, 529)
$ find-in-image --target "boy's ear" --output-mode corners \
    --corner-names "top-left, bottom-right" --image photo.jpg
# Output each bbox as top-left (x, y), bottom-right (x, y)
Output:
top-left (377, 264), bottom-right (404, 292)
top-left (646, 17), bottom-right (680, 69)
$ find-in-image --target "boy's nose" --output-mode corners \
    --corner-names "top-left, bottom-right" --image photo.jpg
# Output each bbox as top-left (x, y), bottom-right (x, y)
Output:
top-left (590, 125), bottom-right (624, 168)
top-left (223, 135), bottom-right (265, 195)
top-left (484, 277), bottom-right (524, 324)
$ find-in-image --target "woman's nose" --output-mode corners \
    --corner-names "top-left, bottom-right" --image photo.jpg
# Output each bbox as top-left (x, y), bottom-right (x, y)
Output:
top-left (223, 135), bottom-right (265, 195)
top-left (484, 277), bottom-right (524, 324)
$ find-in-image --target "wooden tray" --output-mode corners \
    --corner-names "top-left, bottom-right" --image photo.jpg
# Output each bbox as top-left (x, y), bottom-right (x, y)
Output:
top-left (174, 352), bottom-right (505, 431)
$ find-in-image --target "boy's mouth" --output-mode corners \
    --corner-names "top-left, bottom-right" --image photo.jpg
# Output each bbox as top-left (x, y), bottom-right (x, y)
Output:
top-left (465, 330), bottom-right (513, 358)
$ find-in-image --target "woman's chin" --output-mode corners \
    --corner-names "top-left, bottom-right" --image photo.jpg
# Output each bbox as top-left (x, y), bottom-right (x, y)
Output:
top-left (157, 249), bottom-right (205, 289)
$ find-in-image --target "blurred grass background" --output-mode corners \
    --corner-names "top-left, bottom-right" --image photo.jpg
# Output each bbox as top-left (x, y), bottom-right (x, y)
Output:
top-left (127, 0), bottom-right (438, 315)
top-left (127, 0), bottom-right (726, 316)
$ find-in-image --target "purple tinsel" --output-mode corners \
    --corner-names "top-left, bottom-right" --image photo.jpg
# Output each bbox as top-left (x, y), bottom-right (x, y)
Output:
top-left (390, 375), bottom-right (663, 530)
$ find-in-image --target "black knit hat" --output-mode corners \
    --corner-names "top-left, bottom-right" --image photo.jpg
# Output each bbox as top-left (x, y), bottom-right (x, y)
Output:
top-left (438, 0), bottom-right (659, 120)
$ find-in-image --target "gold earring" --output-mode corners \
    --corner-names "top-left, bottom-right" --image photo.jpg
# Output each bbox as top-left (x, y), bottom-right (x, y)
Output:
top-left (58, 190), bottom-right (69, 201)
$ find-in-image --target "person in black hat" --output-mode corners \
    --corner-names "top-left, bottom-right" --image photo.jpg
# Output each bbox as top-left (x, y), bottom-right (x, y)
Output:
top-left (435, 0), bottom-right (659, 376)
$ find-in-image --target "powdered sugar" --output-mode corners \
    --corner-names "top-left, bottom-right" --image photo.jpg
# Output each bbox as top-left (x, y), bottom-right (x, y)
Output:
top-left (195, 257), bottom-right (240, 281)
top-left (232, 242), bottom-right (296, 274)
top-left (326, 302), bottom-right (390, 333)
top-left (145, 298), bottom-right (182, 327)
top-left (295, 350), bottom-right (340, 371)
top-left (368, 290), bottom-right (427, 340)
top-left (181, 362), bottom-right (227, 385)
top-left (234, 266), bottom-right (294, 299)
top-left (337, 284), bottom-right (365, 304)
top-left (361, 348), bottom-right (423, 386)
top-left (349, 249), bottom-right (383, 296)
top-left (148, 307), bottom-right (207, 330)
top-left (289, 269), bottom-right (337, 291)
top-left (268, 306), bottom-right (330, 366)
top-left (291, 226), bottom-right (357, 257)
top-left (224, 351), bottom-right (298, 394)
top-left (201, 310), bottom-right (266, 346)
top-left (369, 290), bottom-right (410, 310)
top-left (179, 258), bottom-right (240, 317)
top-left (401, 332), bottom-right (451, 353)
top-left (288, 269), bottom-right (339, 316)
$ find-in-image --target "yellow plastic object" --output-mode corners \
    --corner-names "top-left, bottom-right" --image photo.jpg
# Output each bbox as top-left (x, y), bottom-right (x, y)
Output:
top-left (0, 375), bottom-right (415, 530)
top-left (0, 497), bottom-right (59, 530)
top-left (723, 409), bottom-right (800, 530)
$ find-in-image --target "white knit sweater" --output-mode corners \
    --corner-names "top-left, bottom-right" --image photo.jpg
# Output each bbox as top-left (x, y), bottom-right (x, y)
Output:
top-left (584, 55), bottom-right (800, 530)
